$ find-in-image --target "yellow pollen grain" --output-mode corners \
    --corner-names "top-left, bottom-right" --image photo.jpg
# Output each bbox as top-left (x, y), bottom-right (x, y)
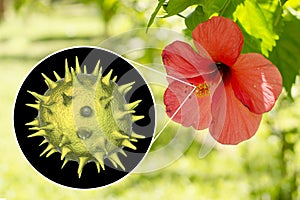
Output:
top-left (194, 82), bottom-right (210, 97)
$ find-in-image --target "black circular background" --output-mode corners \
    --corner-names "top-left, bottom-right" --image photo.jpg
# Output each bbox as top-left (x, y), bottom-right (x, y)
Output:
top-left (13, 46), bottom-right (155, 189)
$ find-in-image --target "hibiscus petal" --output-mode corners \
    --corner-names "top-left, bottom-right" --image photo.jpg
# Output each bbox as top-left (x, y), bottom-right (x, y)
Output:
top-left (192, 16), bottom-right (244, 66)
top-left (231, 53), bottom-right (282, 114)
top-left (209, 81), bottom-right (262, 145)
top-left (164, 78), bottom-right (211, 130)
top-left (162, 41), bottom-right (216, 79)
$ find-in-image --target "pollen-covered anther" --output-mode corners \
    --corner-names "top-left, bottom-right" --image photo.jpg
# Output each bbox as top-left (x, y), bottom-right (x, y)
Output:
top-left (25, 57), bottom-right (145, 178)
top-left (194, 82), bottom-right (210, 97)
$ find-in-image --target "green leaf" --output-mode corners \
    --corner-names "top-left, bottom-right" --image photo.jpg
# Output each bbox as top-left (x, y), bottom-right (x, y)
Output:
top-left (146, 0), bottom-right (166, 31)
top-left (269, 12), bottom-right (300, 98)
top-left (256, 0), bottom-right (283, 34)
top-left (221, 0), bottom-right (245, 18)
top-left (236, 21), bottom-right (262, 54)
top-left (184, 0), bottom-right (228, 31)
top-left (185, 6), bottom-right (206, 31)
top-left (164, 0), bottom-right (200, 16)
top-left (184, 0), bottom-right (246, 31)
top-left (233, 0), bottom-right (279, 57)
top-left (202, 0), bottom-right (227, 15)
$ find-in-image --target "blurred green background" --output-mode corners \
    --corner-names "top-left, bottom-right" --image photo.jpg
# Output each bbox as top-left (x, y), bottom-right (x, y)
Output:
top-left (1, 0), bottom-right (300, 199)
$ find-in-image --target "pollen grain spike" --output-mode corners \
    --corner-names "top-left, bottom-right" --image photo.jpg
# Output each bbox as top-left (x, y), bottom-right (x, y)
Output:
top-left (46, 149), bottom-right (57, 158)
top-left (42, 73), bottom-right (57, 89)
top-left (28, 126), bottom-right (40, 130)
top-left (112, 131), bottom-right (129, 139)
top-left (64, 59), bottom-right (71, 82)
top-left (125, 100), bottom-right (142, 110)
top-left (112, 76), bottom-right (117, 82)
top-left (28, 130), bottom-right (46, 138)
top-left (75, 56), bottom-right (81, 74)
top-left (25, 119), bottom-right (39, 126)
top-left (131, 132), bottom-right (145, 139)
top-left (92, 59), bottom-right (101, 76)
top-left (109, 153), bottom-right (125, 170)
top-left (61, 146), bottom-right (71, 160)
top-left (94, 152), bottom-right (105, 170)
top-left (27, 91), bottom-right (49, 102)
top-left (121, 139), bottom-right (137, 150)
top-left (95, 161), bottom-right (101, 173)
top-left (117, 110), bottom-right (136, 120)
top-left (83, 65), bottom-right (87, 74)
top-left (26, 103), bottom-right (40, 110)
top-left (78, 157), bottom-right (89, 178)
top-left (59, 135), bottom-right (69, 147)
top-left (118, 82), bottom-right (135, 95)
top-left (53, 71), bottom-right (61, 81)
top-left (130, 138), bottom-right (138, 142)
top-left (61, 158), bottom-right (69, 169)
top-left (39, 139), bottom-right (48, 146)
top-left (132, 115), bottom-right (145, 122)
top-left (62, 92), bottom-right (72, 105)
top-left (119, 149), bottom-right (127, 157)
top-left (70, 67), bottom-right (77, 81)
top-left (40, 144), bottom-right (54, 157)
top-left (102, 69), bottom-right (113, 86)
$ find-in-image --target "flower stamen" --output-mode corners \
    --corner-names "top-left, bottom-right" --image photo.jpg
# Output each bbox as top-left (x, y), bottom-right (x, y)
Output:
top-left (194, 82), bottom-right (210, 97)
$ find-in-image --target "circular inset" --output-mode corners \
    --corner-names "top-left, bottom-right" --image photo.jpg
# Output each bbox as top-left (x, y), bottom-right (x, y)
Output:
top-left (13, 46), bottom-right (155, 189)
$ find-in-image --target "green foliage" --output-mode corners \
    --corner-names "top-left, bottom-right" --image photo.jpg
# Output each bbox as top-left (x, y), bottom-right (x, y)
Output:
top-left (270, 11), bottom-right (300, 98)
top-left (163, 0), bottom-right (199, 17)
top-left (234, 0), bottom-right (279, 57)
top-left (184, 0), bottom-right (245, 31)
top-left (236, 21), bottom-right (262, 54)
top-left (146, 0), bottom-right (165, 31)
top-left (185, 6), bottom-right (206, 31)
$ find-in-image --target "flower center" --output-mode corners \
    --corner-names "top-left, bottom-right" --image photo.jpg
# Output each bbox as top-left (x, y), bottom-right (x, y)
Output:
top-left (216, 62), bottom-right (231, 82)
top-left (194, 82), bottom-right (210, 97)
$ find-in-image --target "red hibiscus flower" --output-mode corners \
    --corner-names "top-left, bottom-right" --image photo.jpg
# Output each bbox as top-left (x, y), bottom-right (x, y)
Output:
top-left (162, 16), bottom-right (282, 145)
